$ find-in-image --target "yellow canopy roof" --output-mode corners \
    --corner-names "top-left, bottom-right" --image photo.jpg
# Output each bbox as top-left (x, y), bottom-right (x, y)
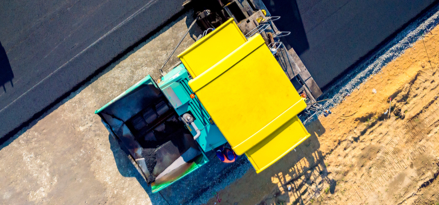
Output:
top-left (188, 34), bottom-right (310, 173)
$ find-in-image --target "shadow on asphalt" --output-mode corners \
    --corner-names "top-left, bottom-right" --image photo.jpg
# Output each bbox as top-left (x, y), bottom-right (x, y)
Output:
top-left (262, 0), bottom-right (309, 55)
top-left (0, 41), bottom-right (14, 92)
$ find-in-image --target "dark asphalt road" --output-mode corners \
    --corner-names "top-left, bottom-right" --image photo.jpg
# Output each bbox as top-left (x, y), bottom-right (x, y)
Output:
top-left (1, 0), bottom-right (438, 139)
top-left (264, 0), bottom-right (438, 88)
top-left (0, 0), bottom-right (186, 139)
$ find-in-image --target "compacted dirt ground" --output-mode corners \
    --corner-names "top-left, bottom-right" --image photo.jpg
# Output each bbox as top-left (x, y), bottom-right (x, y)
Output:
top-left (204, 24), bottom-right (439, 205)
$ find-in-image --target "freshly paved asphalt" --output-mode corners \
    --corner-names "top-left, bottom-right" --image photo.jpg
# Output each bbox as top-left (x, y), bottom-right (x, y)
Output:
top-left (264, 0), bottom-right (438, 88)
top-left (0, 0), bottom-right (438, 140)
top-left (0, 0), bottom-right (186, 139)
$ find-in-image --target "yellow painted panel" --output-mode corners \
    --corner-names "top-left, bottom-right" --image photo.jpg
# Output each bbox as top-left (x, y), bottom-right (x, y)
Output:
top-left (245, 116), bottom-right (310, 173)
top-left (178, 18), bottom-right (247, 78)
top-left (188, 34), bottom-right (262, 92)
top-left (189, 34), bottom-right (307, 156)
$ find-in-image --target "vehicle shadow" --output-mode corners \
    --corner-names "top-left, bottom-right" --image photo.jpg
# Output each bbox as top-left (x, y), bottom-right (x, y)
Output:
top-left (259, 119), bottom-right (336, 205)
top-left (109, 129), bottom-right (248, 205)
top-left (0, 41), bottom-right (14, 92)
top-left (261, 0), bottom-right (309, 55)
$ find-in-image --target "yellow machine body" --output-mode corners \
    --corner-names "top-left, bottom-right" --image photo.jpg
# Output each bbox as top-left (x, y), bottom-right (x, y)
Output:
top-left (186, 34), bottom-right (310, 173)
top-left (178, 18), bottom-right (247, 78)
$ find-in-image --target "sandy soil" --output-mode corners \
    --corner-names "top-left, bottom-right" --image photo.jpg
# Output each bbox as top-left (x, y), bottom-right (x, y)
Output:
top-left (204, 21), bottom-right (439, 205)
